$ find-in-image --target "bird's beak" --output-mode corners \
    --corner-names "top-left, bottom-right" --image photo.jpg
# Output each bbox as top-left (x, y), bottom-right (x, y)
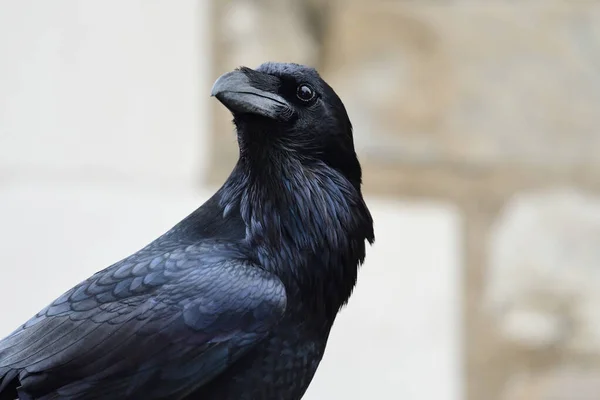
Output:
top-left (211, 70), bottom-right (292, 121)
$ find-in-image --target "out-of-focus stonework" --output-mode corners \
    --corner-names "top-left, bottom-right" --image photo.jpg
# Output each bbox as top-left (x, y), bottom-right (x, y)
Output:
top-left (485, 189), bottom-right (600, 400)
top-left (501, 367), bottom-right (600, 400)
top-left (486, 189), bottom-right (600, 355)
top-left (321, 2), bottom-right (600, 167)
top-left (209, 1), bottom-right (600, 399)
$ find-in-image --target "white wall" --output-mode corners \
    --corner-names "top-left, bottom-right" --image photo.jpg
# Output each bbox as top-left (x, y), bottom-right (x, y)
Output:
top-left (0, 2), bottom-right (463, 399)
top-left (0, 0), bottom-right (211, 188)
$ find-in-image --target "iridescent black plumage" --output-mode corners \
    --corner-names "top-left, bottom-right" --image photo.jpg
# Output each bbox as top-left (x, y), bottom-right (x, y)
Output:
top-left (0, 62), bottom-right (374, 400)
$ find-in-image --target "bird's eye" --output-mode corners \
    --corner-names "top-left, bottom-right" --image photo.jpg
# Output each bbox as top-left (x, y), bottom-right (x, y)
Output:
top-left (296, 84), bottom-right (315, 102)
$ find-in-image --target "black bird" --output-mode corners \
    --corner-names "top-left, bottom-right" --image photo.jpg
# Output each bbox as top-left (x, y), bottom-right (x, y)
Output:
top-left (0, 62), bottom-right (374, 400)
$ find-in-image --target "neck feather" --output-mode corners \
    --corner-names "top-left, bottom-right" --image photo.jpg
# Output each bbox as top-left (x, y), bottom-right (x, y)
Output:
top-left (219, 155), bottom-right (374, 320)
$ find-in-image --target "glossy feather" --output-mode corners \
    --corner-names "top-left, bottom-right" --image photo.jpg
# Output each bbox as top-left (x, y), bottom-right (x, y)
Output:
top-left (0, 62), bottom-right (374, 400)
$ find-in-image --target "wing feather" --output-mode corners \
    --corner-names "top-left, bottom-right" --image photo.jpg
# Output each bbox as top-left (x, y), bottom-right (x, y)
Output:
top-left (0, 240), bottom-right (286, 399)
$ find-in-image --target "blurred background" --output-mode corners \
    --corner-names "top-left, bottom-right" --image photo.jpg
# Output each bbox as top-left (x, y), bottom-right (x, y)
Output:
top-left (1, 1), bottom-right (599, 399)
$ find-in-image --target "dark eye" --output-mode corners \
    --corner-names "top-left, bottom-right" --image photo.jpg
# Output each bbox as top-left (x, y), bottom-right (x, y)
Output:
top-left (296, 84), bottom-right (315, 102)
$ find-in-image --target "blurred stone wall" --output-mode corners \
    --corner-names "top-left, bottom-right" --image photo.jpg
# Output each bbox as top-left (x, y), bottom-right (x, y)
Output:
top-left (208, 1), bottom-right (600, 399)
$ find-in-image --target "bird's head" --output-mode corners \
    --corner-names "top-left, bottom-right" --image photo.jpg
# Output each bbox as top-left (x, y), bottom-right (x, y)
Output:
top-left (211, 62), bottom-right (362, 188)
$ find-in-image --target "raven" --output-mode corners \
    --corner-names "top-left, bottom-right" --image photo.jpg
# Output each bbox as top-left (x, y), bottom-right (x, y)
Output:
top-left (0, 62), bottom-right (374, 399)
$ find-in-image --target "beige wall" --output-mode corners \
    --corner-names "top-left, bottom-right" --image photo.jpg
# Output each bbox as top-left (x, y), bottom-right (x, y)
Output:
top-left (210, 1), bottom-right (600, 399)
